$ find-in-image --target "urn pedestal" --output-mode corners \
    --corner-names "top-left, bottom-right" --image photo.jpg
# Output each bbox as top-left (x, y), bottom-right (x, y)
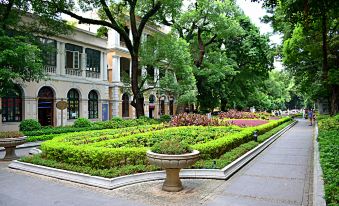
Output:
top-left (0, 136), bottom-right (26, 161)
top-left (146, 150), bottom-right (200, 192)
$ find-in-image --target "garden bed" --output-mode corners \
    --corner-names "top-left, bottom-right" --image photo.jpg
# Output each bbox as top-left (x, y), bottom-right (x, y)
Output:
top-left (21, 117), bottom-right (291, 178)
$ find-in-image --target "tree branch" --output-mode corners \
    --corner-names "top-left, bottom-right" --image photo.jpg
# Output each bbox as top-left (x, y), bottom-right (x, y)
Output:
top-left (138, 1), bottom-right (161, 35)
top-left (205, 34), bottom-right (218, 47)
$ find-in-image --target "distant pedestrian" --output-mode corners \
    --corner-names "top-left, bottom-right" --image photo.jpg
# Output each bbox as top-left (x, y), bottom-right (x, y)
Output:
top-left (308, 109), bottom-right (313, 126)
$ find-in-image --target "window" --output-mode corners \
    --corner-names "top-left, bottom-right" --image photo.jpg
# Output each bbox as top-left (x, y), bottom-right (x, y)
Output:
top-left (88, 90), bottom-right (98, 119)
top-left (122, 93), bottom-right (129, 117)
top-left (146, 65), bottom-right (155, 85)
top-left (86, 48), bottom-right (101, 73)
top-left (40, 38), bottom-right (57, 66)
top-left (120, 57), bottom-right (130, 82)
top-left (2, 85), bottom-right (22, 122)
top-left (67, 89), bottom-right (80, 119)
top-left (65, 43), bottom-right (82, 69)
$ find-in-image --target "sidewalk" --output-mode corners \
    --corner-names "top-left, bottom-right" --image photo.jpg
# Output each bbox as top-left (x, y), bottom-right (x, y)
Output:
top-left (205, 119), bottom-right (314, 206)
top-left (0, 119), bottom-right (314, 206)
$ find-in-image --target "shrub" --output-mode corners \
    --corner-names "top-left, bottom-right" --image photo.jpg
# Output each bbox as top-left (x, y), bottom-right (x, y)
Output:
top-left (73, 118), bottom-right (92, 128)
top-left (218, 110), bottom-right (258, 119)
top-left (40, 117), bottom-right (290, 169)
top-left (159, 115), bottom-right (171, 123)
top-left (19, 119), bottom-right (41, 131)
top-left (151, 139), bottom-right (192, 155)
top-left (0, 131), bottom-right (24, 138)
top-left (170, 113), bottom-right (229, 126)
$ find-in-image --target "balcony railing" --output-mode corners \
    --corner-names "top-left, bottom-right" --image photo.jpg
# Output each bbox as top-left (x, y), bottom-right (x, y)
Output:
top-left (44, 65), bottom-right (56, 74)
top-left (65, 68), bottom-right (82, 77)
top-left (86, 70), bottom-right (100, 79)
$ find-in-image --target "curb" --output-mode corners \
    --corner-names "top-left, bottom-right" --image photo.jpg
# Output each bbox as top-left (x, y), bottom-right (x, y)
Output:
top-left (9, 121), bottom-right (297, 190)
top-left (313, 122), bottom-right (326, 206)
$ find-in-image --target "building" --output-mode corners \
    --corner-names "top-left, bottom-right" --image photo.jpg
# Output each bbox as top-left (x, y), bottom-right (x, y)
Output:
top-left (0, 23), bottom-right (176, 131)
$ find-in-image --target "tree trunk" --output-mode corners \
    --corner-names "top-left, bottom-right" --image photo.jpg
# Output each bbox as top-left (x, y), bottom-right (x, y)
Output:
top-left (130, 55), bottom-right (145, 117)
top-left (220, 99), bottom-right (228, 111)
top-left (321, 11), bottom-right (329, 81)
top-left (330, 85), bottom-right (338, 115)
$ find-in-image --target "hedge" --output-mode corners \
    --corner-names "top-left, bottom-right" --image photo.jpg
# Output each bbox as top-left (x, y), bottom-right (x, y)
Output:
top-left (22, 120), bottom-right (293, 177)
top-left (40, 117), bottom-right (291, 169)
top-left (318, 115), bottom-right (339, 206)
top-left (25, 118), bottom-right (160, 141)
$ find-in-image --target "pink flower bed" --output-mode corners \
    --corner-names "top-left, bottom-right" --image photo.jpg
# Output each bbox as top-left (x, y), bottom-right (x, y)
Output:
top-left (218, 110), bottom-right (258, 119)
top-left (227, 119), bottom-right (269, 127)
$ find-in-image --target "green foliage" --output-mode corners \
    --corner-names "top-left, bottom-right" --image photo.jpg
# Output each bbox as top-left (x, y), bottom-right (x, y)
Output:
top-left (19, 119), bottom-right (42, 131)
top-left (151, 139), bottom-right (192, 155)
top-left (25, 118), bottom-right (160, 141)
top-left (39, 117), bottom-right (290, 169)
top-left (21, 155), bottom-right (159, 178)
top-left (159, 115), bottom-right (171, 123)
top-left (318, 116), bottom-right (339, 205)
top-left (73, 118), bottom-right (92, 128)
top-left (0, 131), bottom-right (24, 138)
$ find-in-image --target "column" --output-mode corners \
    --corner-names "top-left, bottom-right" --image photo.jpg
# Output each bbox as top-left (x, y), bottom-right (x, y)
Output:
top-left (103, 52), bottom-right (108, 81)
top-left (59, 42), bottom-right (65, 75)
top-left (112, 55), bottom-right (120, 82)
top-left (56, 41), bottom-right (61, 75)
top-left (100, 51), bottom-right (104, 80)
top-left (155, 67), bottom-right (160, 87)
top-left (82, 47), bottom-right (86, 78)
top-left (112, 86), bottom-right (119, 117)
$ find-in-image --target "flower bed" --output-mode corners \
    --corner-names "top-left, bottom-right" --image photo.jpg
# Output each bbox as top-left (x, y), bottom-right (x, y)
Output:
top-left (35, 117), bottom-right (290, 170)
top-left (227, 119), bottom-right (269, 127)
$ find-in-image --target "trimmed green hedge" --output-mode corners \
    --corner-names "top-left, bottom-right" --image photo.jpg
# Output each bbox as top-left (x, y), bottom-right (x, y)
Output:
top-left (22, 119), bottom-right (293, 178)
top-left (40, 117), bottom-right (291, 169)
top-left (25, 118), bottom-right (160, 141)
top-left (318, 115), bottom-right (339, 206)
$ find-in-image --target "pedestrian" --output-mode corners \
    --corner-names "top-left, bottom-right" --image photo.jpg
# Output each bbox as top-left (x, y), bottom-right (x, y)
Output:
top-left (308, 109), bottom-right (313, 126)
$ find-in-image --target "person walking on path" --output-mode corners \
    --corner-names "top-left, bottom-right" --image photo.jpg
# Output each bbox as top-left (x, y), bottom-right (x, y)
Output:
top-left (308, 109), bottom-right (313, 126)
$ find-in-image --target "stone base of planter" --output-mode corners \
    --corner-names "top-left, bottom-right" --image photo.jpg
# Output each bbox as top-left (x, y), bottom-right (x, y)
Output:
top-left (163, 168), bottom-right (183, 192)
top-left (3, 146), bottom-right (18, 161)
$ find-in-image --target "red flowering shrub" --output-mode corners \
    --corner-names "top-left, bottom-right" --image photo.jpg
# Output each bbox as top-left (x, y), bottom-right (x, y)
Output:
top-left (170, 113), bottom-right (230, 126)
top-left (227, 119), bottom-right (269, 127)
top-left (218, 110), bottom-right (258, 119)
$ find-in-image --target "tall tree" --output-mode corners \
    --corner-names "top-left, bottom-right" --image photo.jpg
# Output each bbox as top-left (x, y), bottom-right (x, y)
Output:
top-left (43, 0), bottom-right (182, 117)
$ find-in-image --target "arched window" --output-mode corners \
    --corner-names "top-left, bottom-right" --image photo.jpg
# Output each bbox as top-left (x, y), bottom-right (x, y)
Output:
top-left (88, 90), bottom-right (98, 119)
top-left (2, 85), bottom-right (22, 122)
top-left (122, 93), bottom-right (129, 117)
top-left (67, 89), bottom-right (79, 119)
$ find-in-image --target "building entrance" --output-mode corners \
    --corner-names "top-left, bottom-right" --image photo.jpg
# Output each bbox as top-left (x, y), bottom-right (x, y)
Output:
top-left (38, 87), bottom-right (54, 126)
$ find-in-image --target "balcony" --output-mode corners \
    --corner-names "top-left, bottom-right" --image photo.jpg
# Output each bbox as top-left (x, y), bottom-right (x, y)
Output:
top-left (86, 70), bottom-right (100, 79)
top-left (44, 65), bottom-right (56, 74)
top-left (65, 68), bottom-right (82, 77)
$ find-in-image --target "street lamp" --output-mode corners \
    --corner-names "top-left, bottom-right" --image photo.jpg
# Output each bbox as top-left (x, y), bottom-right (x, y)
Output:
top-left (253, 131), bottom-right (258, 142)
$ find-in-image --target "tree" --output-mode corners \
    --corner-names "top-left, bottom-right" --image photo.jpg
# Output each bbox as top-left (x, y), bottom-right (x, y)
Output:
top-left (259, 0), bottom-right (339, 114)
top-left (0, 0), bottom-right (72, 97)
top-left (42, 0), bottom-right (182, 117)
top-left (140, 33), bottom-right (197, 108)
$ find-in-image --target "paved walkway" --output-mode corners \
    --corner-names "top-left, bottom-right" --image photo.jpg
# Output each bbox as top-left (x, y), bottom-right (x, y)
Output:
top-left (0, 119), bottom-right (314, 206)
top-left (205, 119), bottom-right (314, 206)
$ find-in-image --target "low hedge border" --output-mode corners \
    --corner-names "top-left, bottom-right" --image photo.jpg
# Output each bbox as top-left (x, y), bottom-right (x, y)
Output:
top-left (24, 118), bottom-right (160, 139)
top-left (317, 115), bottom-right (339, 206)
top-left (22, 119), bottom-right (292, 178)
top-left (39, 117), bottom-right (291, 170)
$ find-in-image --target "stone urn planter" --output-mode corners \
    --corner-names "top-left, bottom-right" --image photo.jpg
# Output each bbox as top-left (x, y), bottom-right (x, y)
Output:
top-left (146, 150), bottom-right (200, 192)
top-left (0, 136), bottom-right (27, 161)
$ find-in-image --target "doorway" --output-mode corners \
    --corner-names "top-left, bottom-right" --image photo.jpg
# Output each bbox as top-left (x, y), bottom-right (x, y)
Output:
top-left (38, 86), bottom-right (54, 126)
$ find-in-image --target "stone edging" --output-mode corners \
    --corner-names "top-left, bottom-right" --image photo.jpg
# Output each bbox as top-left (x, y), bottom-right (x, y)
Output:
top-left (9, 121), bottom-right (296, 190)
top-left (312, 122), bottom-right (326, 206)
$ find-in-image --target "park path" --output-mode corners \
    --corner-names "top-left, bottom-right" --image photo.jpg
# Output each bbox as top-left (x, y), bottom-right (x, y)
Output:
top-left (205, 119), bottom-right (314, 206)
top-left (0, 119), bottom-right (314, 206)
